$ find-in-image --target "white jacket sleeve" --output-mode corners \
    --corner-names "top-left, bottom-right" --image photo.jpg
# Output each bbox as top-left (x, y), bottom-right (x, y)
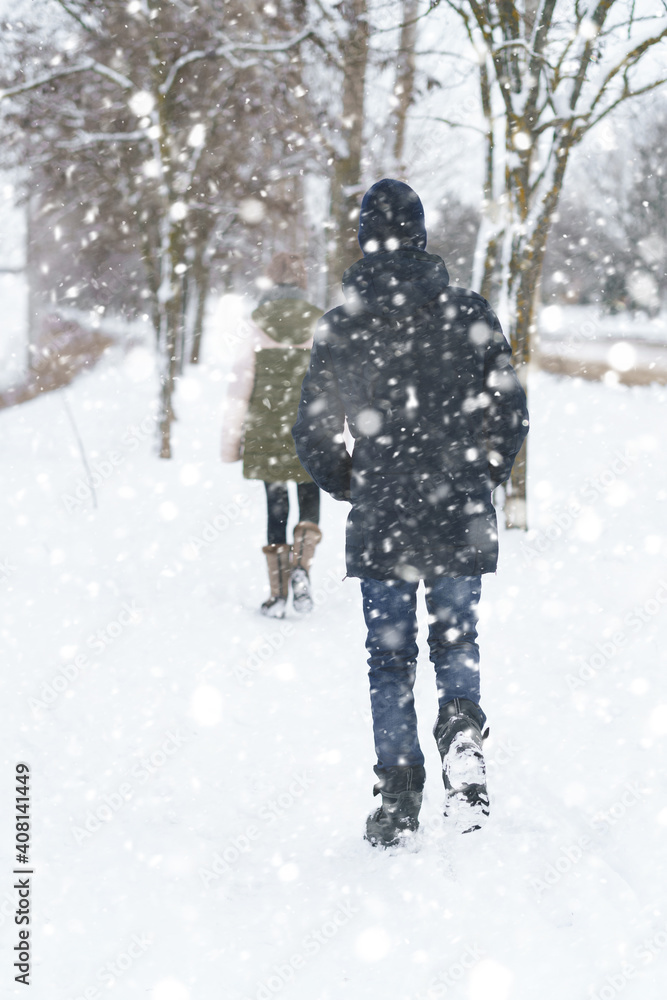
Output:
top-left (220, 321), bottom-right (258, 463)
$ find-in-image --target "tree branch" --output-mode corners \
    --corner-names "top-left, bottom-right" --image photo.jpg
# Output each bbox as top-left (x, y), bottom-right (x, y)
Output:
top-left (51, 0), bottom-right (96, 34)
top-left (371, 0), bottom-right (444, 35)
top-left (584, 29), bottom-right (667, 120)
top-left (0, 58), bottom-right (134, 102)
top-left (578, 75), bottom-right (667, 137)
top-left (568, 0), bottom-right (615, 111)
top-left (227, 24), bottom-right (315, 55)
top-left (159, 24), bottom-right (317, 95)
top-left (414, 114), bottom-right (486, 134)
top-left (55, 129), bottom-right (148, 150)
top-left (160, 49), bottom-right (212, 96)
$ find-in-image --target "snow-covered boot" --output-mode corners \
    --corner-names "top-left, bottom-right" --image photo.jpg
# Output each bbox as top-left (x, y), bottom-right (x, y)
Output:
top-left (434, 698), bottom-right (489, 833)
top-left (365, 764), bottom-right (425, 847)
top-left (290, 521), bottom-right (322, 614)
top-left (261, 544), bottom-right (292, 619)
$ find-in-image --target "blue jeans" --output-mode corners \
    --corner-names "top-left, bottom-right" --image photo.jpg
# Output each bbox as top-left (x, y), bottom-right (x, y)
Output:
top-left (361, 576), bottom-right (483, 769)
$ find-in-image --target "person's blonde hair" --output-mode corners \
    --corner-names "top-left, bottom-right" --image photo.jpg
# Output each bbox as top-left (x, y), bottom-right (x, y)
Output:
top-left (266, 252), bottom-right (307, 290)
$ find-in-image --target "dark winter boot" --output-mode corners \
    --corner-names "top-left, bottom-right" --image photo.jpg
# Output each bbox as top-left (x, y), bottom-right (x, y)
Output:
top-left (261, 544), bottom-right (292, 619)
top-left (365, 764), bottom-right (425, 847)
top-left (290, 521), bottom-right (322, 614)
top-left (433, 698), bottom-right (489, 833)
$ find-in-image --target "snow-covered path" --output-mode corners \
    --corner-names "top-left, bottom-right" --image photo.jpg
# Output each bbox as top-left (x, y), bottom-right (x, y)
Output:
top-left (1, 313), bottom-right (666, 1000)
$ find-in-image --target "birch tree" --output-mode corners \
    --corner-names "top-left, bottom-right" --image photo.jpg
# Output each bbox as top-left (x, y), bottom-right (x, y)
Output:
top-left (443, 0), bottom-right (667, 526)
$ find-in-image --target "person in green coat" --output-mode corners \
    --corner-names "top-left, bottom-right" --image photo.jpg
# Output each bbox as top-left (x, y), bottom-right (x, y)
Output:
top-left (221, 253), bottom-right (323, 618)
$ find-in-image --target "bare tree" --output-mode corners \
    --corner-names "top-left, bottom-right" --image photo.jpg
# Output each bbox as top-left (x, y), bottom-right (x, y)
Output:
top-left (1, 0), bottom-right (317, 456)
top-left (441, 0), bottom-right (667, 526)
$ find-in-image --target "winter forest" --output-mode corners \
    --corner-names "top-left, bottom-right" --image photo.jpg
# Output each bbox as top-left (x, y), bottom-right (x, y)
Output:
top-left (1, 0), bottom-right (667, 997)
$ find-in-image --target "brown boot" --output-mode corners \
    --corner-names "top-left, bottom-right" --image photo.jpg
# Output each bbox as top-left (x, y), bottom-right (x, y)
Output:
top-left (261, 544), bottom-right (292, 619)
top-left (291, 521), bottom-right (322, 614)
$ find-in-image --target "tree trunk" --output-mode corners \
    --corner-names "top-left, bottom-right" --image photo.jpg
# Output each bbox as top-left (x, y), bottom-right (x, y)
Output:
top-left (158, 221), bottom-right (185, 459)
top-left (158, 296), bottom-right (181, 459)
top-left (177, 274), bottom-right (188, 375)
top-left (141, 228), bottom-right (162, 346)
top-left (503, 235), bottom-right (536, 529)
top-left (391, 0), bottom-right (418, 175)
top-left (502, 142), bottom-right (571, 528)
top-left (472, 62), bottom-right (502, 302)
top-left (189, 253), bottom-right (211, 365)
top-left (327, 0), bottom-right (369, 303)
top-left (25, 196), bottom-right (40, 359)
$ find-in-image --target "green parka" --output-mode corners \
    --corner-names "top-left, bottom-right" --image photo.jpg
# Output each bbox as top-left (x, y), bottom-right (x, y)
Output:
top-left (241, 286), bottom-right (322, 483)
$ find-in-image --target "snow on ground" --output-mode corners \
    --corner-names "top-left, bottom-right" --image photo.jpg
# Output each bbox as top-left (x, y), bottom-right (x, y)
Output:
top-left (1, 300), bottom-right (667, 1000)
top-left (539, 304), bottom-right (667, 344)
top-left (0, 273), bottom-right (28, 389)
top-left (537, 305), bottom-right (667, 380)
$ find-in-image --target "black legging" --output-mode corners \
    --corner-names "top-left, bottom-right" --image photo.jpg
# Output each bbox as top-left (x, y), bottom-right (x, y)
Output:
top-left (264, 481), bottom-right (320, 545)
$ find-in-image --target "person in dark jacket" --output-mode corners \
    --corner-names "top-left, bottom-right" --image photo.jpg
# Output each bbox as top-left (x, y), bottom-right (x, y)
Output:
top-left (221, 253), bottom-right (323, 618)
top-left (293, 179), bottom-right (528, 845)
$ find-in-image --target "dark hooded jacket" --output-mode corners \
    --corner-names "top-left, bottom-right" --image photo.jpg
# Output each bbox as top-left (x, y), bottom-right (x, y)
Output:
top-left (292, 180), bottom-right (529, 580)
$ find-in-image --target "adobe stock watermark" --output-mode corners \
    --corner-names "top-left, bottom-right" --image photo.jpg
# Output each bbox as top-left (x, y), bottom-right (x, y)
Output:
top-left (66, 932), bottom-right (153, 1000)
top-left (233, 620), bottom-right (295, 682)
top-left (0, 889), bottom-right (19, 928)
top-left (232, 568), bottom-right (345, 682)
top-left (241, 898), bottom-right (358, 1000)
top-left (71, 728), bottom-right (193, 845)
top-left (413, 97), bottom-right (480, 162)
top-left (485, 738), bottom-right (520, 771)
top-left (589, 923), bottom-right (667, 1000)
top-left (566, 578), bottom-right (667, 692)
top-left (521, 447), bottom-right (636, 564)
top-left (1, 556), bottom-right (15, 582)
top-left (61, 411), bottom-right (159, 512)
top-left (199, 771), bottom-right (314, 888)
top-left (160, 495), bottom-right (251, 580)
top-left (183, 495), bottom-right (251, 559)
top-left (542, 313), bottom-right (602, 351)
top-left (28, 602), bottom-right (142, 712)
top-left (220, 314), bottom-right (257, 353)
top-left (531, 780), bottom-right (647, 897)
top-left (415, 943), bottom-right (485, 999)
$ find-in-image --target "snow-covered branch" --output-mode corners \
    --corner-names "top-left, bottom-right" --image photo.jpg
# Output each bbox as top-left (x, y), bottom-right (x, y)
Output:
top-left (493, 38), bottom-right (553, 67)
top-left (230, 24), bottom-right (315, 55)
top-left (0, 58), bottom-right (134, 102)
top-left (55, 129), bottom-right (148, 150)
top-left (80, 59), bottom-right (135, 91)
top-left (415, 114), bottom-right (486, 134)
top-left (582, 75), bottom-right (667, 134)
top-left (51, 0), bottom-right (97, 34)
top-left (583, 26), bottom-right (667, 122)
top-left (160, 49), bottom-right (212, 96)
top-left (159, 24), bottom-right (315, 95)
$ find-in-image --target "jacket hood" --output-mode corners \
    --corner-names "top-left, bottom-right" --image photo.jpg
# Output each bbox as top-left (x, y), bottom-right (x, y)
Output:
top-left (342, 247), bottom-right (450, 318)
top-left (358, 178), bottom-right (427, 255)
top-left (252, 291), bottom-right (321, 346)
